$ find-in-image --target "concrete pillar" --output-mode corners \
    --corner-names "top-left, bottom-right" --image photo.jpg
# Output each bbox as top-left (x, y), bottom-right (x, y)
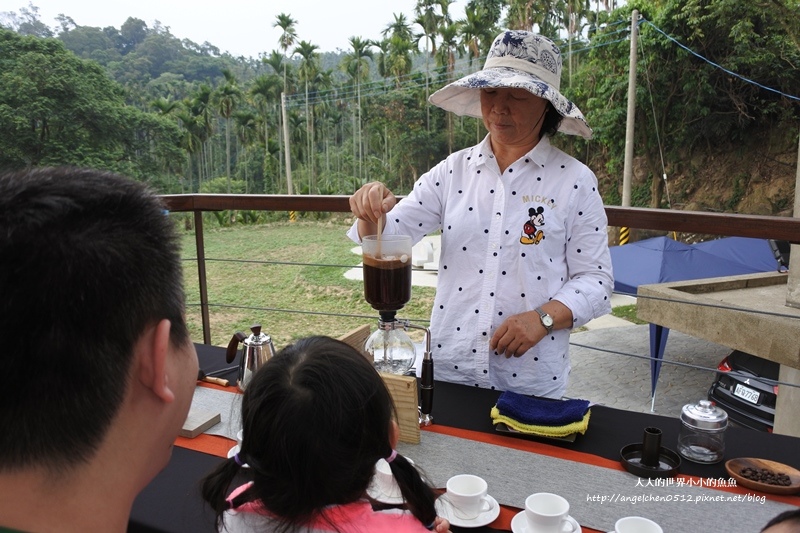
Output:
top-left (774, 366), bottom-right (800, 437)
top-left (775, 132), bottom-right (800, 437)
top-left (786, 132), bottom-right (800, 307)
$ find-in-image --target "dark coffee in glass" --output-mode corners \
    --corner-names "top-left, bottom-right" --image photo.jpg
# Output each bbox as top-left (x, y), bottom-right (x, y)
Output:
top-left (362, 235), bottom-right (412, 313)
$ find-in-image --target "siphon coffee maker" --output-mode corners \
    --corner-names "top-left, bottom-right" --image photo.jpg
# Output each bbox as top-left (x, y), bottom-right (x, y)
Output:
top-left (361, 234), bottom-right (434, 426)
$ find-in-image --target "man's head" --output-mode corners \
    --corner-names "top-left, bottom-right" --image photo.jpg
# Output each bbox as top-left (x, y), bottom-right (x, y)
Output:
top-left (0, 167), bottom-right (196, 474)
top-left (762, 509), bottom-right (800, 533)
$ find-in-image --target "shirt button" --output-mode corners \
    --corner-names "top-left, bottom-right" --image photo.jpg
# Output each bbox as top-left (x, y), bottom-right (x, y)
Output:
top-left (491, 242), bottom-right (497, 249)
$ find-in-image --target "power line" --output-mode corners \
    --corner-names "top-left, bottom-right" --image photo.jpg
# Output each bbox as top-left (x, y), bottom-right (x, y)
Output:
top-left (642, 19), bottom-right (800, 102)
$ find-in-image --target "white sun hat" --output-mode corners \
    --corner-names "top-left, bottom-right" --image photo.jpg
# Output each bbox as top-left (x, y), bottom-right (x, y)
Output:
top-left (428, 30), bottom-right (592, 139)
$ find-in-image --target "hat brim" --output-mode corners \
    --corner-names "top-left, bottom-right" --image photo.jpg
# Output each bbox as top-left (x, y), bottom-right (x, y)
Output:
top-left (428, 67), bottom-right (592, 140)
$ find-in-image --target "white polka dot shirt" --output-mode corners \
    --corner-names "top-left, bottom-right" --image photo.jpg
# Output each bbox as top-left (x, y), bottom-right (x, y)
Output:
top-left (349, 135), bottom-right (613, 397)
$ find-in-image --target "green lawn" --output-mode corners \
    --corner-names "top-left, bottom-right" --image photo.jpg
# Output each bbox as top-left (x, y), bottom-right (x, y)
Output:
top-left (180, 217), bottom-right (640, 350)
top-left (180, 217), bottom-right (436, 349)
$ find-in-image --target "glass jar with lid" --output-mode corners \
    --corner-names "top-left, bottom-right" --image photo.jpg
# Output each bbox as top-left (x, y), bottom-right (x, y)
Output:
top-left (678, 399), bottom-right (728, 463)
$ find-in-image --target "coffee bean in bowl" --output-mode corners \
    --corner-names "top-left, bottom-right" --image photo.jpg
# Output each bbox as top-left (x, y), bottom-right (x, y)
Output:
top-left (726, 458), bottom-right (800, 495)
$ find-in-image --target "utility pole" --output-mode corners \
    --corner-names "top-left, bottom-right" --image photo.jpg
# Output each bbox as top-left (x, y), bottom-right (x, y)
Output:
top-left (620, 9), bottom-right (639, 244)
top-left (281, 93), bottom-right (293, 195)
top-left (281, 92), bottom-right (296, 222)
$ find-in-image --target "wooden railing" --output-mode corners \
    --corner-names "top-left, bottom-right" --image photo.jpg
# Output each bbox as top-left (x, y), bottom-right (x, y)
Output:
top-left (161, 194), bottom-right (800, 344)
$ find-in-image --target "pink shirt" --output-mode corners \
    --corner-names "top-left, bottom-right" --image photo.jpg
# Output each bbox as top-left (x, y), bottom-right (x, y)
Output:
top-left (221, 483), bottom-right (432, 533)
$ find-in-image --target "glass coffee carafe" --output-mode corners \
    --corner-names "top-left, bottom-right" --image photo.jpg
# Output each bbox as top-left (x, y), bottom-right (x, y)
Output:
top-left (361, 235), bottom-right (413, 314)
top-left (361, 235), bottom-right (416, 375)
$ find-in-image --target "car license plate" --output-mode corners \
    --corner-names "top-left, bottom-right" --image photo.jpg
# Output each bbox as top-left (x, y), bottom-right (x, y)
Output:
top-left (734, 383), bottom-right (760, 404)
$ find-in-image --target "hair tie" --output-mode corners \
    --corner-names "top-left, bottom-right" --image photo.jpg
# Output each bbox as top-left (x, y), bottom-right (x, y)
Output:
top-left (233, 453), bottom-right (246, 466)
top-left (385, 449), bottom-right (398, 463)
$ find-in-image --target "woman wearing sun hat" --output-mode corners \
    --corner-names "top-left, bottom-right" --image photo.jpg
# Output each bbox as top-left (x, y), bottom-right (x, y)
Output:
top-left (348, 30), bottom-right (613, 398)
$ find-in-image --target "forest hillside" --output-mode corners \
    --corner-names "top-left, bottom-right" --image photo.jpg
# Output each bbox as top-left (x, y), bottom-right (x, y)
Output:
top-left (1, 0), bottom-right (798, 227)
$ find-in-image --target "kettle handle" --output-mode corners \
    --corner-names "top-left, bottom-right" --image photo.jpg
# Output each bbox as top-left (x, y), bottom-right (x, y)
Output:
top-left (225, 331), bottom-right (248, 363)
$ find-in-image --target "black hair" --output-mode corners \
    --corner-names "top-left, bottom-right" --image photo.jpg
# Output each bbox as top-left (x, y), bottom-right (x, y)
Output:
top-left (540, 102), bottom-right (564, 139)
top-left (201, 336), bottom-right (438, 531)
top-left (762, 509), bottom-right (800, 531)
top-left (0, 167), bottom-right (188, 473)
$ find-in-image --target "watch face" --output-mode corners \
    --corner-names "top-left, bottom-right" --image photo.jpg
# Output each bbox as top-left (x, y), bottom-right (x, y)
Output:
top-left (542, 315), bottom-right (554, 327)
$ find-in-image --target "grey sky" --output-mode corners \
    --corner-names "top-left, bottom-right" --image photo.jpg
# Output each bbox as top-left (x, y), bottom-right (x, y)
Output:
top-left (9, 0), bottom-right (467, 56)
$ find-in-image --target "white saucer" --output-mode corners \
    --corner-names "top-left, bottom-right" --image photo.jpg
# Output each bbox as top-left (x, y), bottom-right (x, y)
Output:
top-left (435, 494), bottom-right (500, 528)
top-left (511, 511), bottom-right (582, 533)
top-left (226, 445), bottom-right (250, 468)
top-left (367, 481), bottom-right (404, 504)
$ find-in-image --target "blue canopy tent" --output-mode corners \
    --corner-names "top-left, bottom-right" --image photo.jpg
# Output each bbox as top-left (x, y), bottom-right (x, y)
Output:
top-left (609, 236), bottom-right (778, 410)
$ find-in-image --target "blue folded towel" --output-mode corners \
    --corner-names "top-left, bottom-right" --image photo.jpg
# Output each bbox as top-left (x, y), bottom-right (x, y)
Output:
top-left (495, 391), bottom-right (590, 426)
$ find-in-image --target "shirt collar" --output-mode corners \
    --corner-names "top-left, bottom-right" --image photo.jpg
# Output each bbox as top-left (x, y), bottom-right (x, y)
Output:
top-left (528, 135), bottom-right (554, 168)
top-left (476, 135), bottom-right (555, 169)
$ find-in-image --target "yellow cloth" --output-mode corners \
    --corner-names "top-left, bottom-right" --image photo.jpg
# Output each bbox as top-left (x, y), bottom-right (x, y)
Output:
top-left (491, 406), bottom-right (591, 437)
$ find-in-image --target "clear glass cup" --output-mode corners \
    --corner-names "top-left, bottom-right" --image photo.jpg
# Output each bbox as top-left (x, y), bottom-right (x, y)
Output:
top-left (361, 235), bottom-right (412, 314)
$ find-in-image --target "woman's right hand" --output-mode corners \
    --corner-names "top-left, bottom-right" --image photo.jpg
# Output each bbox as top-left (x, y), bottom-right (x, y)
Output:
top-left (349, 181), bottom-right (396, 224)
top-left (350, 181), bottom-right (397, 238)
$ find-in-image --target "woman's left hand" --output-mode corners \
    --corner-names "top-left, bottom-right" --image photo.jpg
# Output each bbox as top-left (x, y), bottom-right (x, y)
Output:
top-left (489, 301), bottom-right (572, 358)
top-left (489, 310), bottom-right (546, 358)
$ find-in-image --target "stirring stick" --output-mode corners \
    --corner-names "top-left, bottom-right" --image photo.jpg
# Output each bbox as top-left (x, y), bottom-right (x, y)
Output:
top-left (376, 213), bottom-right (383, 258)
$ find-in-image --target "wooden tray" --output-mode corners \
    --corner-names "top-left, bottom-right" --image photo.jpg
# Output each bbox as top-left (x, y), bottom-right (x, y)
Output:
top-left (725, 457), bottom-right (800, 495)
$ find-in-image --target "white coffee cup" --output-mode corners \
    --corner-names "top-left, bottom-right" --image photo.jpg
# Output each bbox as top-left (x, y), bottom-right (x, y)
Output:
top-left (525, 493), bottom-right (576, 533)
top-left (613, 516), bottom-right (663, 533)
top-left (236, 429), bottom-right (244, 449)
top-left (373, 458), bottom-right (400, 498)
top-left (445, 474), bottom-right (493, 520)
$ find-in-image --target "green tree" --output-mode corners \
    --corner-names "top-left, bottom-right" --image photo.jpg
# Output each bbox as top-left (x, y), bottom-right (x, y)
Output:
top-left (273, 13), bottom-right (297, 93)
top-left (294, 39), bottom-right (320, 190)
top-left (341, 36), bottom-right (374, 183)
top-left (414, 0), bottom-right (440, 130)
top-left (0, 3), bottom-right (53, 38)
top-left (0, 28), bottom-right (180, 183)
top-left (572, 0), bottom-right (800, 207)
top-left (215, 68), bottom-right (242, 193)
top-left (119, 17), bottom-right (147, 54)
top-left (382, 15), bottom-right (415, 86)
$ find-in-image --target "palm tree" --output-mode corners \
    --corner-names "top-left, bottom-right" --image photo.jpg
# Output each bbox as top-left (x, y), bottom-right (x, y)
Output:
top-left (188, 84), bottom-right (214, 186)
top-left (373, 39), bottom-right (391, 81)
top-left (233, 110), bottom-right (258, 193)
top-left (414, 0), bottom-right (440, 131)
top-left (262, 50), bottom-right (292, 191)
top-left (341, 36), bottom-right (374, 183)
top-left (250, 73), bottom-right (283, 190)
top-left (215, 69), bottom-right (242, 194)
top-left (460, 3), bottom-right (497, 65)
top-left (564, 0), bottom-right (590, 86)
top-left (151, 97), bottom-right (178, 116)
top-left (294, 40), bottom-right (320, 191)
top-left (273, 13), bottom-right (297, 93)
top-left (436, 21), bottom-right (464, 152)
top-left (382, 13), bottom-right (414, 43)
top-left (506, 0), bottom-right (555, 32)
top-left (262, 50), bottom-right (284, 77)
top-left (382, 15), bottom-right (415, 87)
top-left (175, 106), bottom-right (204, 192)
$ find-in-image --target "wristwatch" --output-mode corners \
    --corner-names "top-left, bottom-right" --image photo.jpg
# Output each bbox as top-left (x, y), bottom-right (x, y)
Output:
top-left (535, 307), bottom-right (554, 335)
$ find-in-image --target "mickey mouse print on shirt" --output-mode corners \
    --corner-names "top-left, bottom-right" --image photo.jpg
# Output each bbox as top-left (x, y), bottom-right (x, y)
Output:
top-left (520, 206), bottom-right (546, 245)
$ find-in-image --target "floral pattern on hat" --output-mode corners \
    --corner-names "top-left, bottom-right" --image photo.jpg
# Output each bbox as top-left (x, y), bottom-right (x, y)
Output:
top-left (488, 31), bottom-right (559, 76)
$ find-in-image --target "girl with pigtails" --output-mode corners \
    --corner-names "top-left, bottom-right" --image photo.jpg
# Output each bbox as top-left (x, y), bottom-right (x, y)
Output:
top-left (201, 336), bottom-right (450, 533)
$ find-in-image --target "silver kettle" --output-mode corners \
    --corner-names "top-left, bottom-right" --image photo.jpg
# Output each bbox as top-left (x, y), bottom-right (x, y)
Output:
top-left (225, 324), bottom-right (276, 391)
